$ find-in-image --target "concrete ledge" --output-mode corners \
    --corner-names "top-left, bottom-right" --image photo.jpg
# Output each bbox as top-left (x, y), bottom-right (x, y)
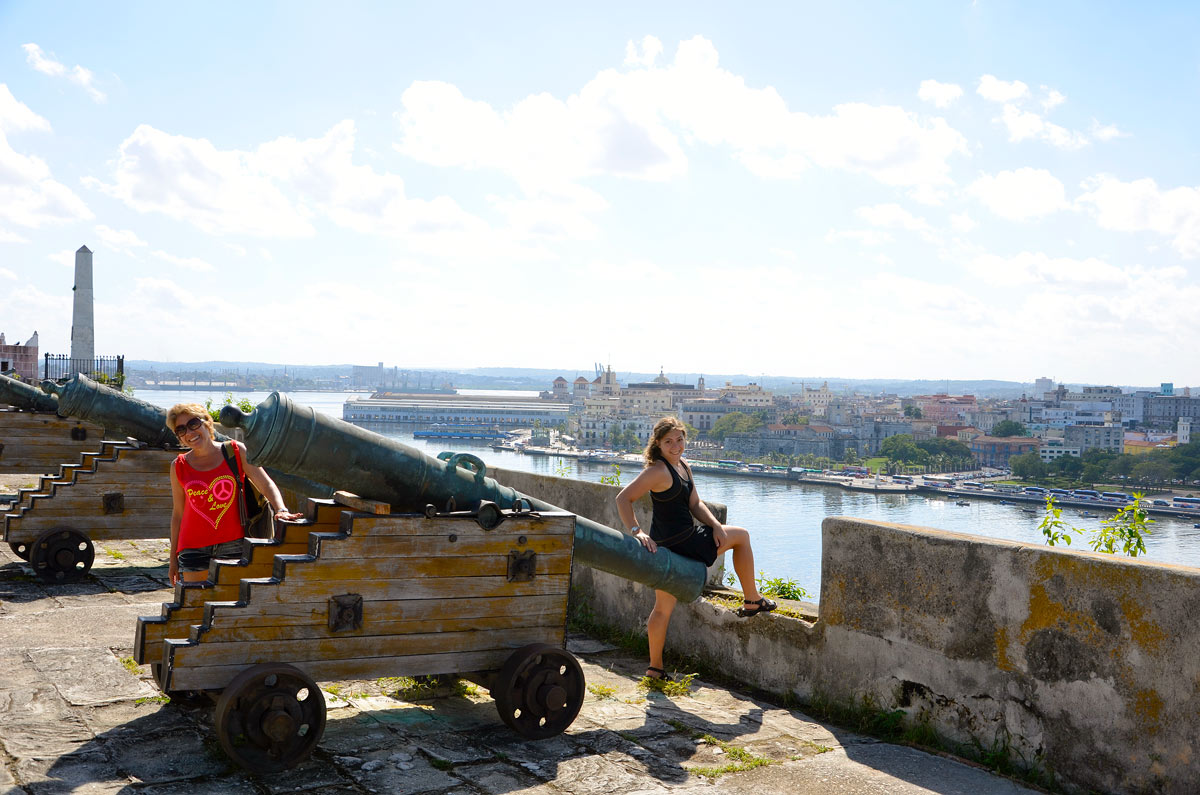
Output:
top-left (490, 467), bottom-right (1198, 793)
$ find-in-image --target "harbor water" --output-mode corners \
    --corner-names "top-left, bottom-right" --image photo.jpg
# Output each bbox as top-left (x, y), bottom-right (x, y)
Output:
top-left (140, 390), bottom-right (1200, 596)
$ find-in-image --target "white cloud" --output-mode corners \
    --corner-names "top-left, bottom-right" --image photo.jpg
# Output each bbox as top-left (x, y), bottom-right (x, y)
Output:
top-left (22, 43), bottom-right (106, 102)
top-left (624, 36), bottom-right (663, 67)
top-left (88, 124), bottom-right (315, 237)
top-left (0, 228), bottom-right (28, 243)
top-left (998, 104), bottom-right (1088, 150)
top-left (395, 37), bottom-right (968, 195)
top-left (855, 203), bottom-right (937, 241)
top-left (1090, 120), bottom-right (1128, 141)
top-left (0, 131), bottom-right (93, 228)
top-left (93, 121), bottom-right (547, 259)
top-left (0, 266), bottom-right (15, 279)
top-left (967, 251), bottom-right (1136, 286)
top-left (150, 249), bottom-right (216, 272)
top-left (1040, 87), bottom-right (1066, 112)
top-left (0, 84), bottom-right (52, 133)
top-left (918, 79), bottom-right (963, 108)
top-left (950, 212), bottom-right (977, 234)
top-left (977, 74), bottom-right (1029, 103)
top-left (48, 248), bottom-right (73, 266)
top-left (94, 224), bottom-right (147, 254)
top-left (825, 228), bottom-right (893, 246)
top-left (967, 167), bottom-right (1068, 221)
top-left (1076, 175), bottom-right (1200, 257)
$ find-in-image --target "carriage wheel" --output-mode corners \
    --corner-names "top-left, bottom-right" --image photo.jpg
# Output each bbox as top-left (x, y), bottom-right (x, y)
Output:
top-left (493, 644), bottom-right (585, 740)
top-left (214, 663), bottom-right (326, 773)
top-left (9, 541), bottom-right (31, 561)
top-left (30, 528), bottom-right (94, 583)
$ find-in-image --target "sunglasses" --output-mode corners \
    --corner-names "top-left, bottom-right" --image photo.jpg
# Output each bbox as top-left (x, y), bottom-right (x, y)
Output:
top-left (174, 417), bottom-right (204, 438)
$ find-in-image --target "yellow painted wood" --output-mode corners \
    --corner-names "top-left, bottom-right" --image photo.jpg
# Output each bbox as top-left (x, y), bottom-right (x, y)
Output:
top-left (169, 625), bottom-right (556, 668)
top-left (312, 533), bottom-right (568, 559)
top-left (166, 649), bottom-right (514, 692)
top-left (345, 514), bottom-right (575, 539)
top-left (194, 610), bottom-right (565, 644)
top-left (203, 593), bottom-right (565, 630)
top-left (332, 491), bottom-right (391, 514)
top-left (276, 551), bottom-right (573, 584)
top-left (239, 574), bottom-right (570, 604)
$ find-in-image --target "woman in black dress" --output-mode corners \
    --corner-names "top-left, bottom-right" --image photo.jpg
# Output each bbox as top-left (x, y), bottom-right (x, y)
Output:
top-left (615, 416), bottom-right (775, 680)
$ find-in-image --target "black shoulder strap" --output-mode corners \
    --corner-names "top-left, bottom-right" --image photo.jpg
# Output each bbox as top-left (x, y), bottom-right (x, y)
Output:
top-left (220, 441), bottom-right (249, 527)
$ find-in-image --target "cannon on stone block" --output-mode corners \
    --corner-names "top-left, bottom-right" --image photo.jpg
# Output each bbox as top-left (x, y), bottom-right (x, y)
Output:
top-left (218, 392), bottom-right (707, 603)
top-left (133, 393), bottom-right (707, 773)
top-left (3, 374), bottom-right (328, 581)
top-left (140, 495), bottom-right (584, 773)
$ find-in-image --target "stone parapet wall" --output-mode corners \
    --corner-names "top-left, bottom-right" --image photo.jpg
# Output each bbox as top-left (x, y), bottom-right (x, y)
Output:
top-left (490, 468), bottom-right (1192, 793)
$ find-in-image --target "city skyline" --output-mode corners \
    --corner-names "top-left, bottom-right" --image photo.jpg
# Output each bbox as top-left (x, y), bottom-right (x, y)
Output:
top-left (2, 3), bottom-right (1199, 383)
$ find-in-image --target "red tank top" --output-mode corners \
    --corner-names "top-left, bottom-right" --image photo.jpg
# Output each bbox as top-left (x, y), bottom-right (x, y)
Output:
top-left (175, 446), bottom-right (245, 550)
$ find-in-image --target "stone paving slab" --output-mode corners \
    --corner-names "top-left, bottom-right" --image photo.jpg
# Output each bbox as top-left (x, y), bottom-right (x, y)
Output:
top-left (0, 539), bottom-right (1041, 795)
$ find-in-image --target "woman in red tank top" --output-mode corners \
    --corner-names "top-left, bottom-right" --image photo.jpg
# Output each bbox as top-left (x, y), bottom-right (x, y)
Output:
top-left (166, 403), bottom-right (304, 584)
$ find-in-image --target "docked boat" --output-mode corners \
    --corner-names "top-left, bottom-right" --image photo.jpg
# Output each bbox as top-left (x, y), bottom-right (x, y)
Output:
top-left (955, 500), bottom-right (970, 506)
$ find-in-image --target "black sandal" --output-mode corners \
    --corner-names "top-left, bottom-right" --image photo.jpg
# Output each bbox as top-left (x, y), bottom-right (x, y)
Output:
top-left (644, 666), bottom-right (673, 681)
top-left (737, 597), bottom-right (778, 618)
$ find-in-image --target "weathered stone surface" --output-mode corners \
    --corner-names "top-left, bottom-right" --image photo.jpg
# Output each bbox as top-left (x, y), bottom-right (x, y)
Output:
top-left (343, 747), bottom-right (459, 793)
top-left (451, 760), bottom-right (553, 793)
top-left (0, 713), bottom-right (94, 757)
top-left (26, 647), bottom-right (158, 705)
top-left (106, 729), bottom-right (219, 784)
top-left (257, 757), bottom-right (356, 793)
top-left (77, 700), bottom-right (193, 736)
top-left (16, 749), bottom-right (127, 794)
top-left (319, 709), bottom-right (406, 754)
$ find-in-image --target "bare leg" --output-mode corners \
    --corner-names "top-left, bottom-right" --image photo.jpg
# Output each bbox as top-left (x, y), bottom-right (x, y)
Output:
top-left (647, 589), bottom-right (677, 674)
top-left (717, 526), bottom-right (762, 603)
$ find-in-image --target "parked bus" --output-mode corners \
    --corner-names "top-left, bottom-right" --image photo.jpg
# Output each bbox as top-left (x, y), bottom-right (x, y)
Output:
top-left (961, 481), bottom-right (983, 490)
top-left (1073, 489), bottom-right (1100, 499)
top-left (1047, 488), bottom-right (1071, 497)
top-left (1101, 492), bottom-right (1133, 502)
top-left (893, 475), bottom-right (914, 484)
top-left (994, 484), bottom-right (1022, 493)
top-left (1173, 496), bottom-right (1200, 507)
top-left (1024, 486), bottom-right (1047, 495)
top-left (924, 475), bottom-right (956, 487)
top-left (717, 459), bottom-right (742, 469)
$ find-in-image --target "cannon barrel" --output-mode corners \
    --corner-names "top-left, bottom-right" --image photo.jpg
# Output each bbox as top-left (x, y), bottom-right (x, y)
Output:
top-left (0, 372), bottom-right (60, 413)
top-left (219, 393), bottom-right (707, 602)
top-left (42, 374), bottom-right (177, 447)
top-left (39, 374), bottom-right (330, 500)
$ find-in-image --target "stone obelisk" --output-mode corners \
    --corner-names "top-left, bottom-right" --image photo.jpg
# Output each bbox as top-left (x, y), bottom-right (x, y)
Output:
top-left (70, 245), bottom-right (94, 371)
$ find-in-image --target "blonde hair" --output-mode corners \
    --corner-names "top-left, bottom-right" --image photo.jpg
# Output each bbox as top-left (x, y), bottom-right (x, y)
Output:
top-left (166, 402), bottom-right (215, 438)
top-left (644, 416), bottom-right (687, 466)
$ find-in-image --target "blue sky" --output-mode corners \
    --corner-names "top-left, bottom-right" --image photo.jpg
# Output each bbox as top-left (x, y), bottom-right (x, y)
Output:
top-left (2, 2), bottom-right (1198, 385)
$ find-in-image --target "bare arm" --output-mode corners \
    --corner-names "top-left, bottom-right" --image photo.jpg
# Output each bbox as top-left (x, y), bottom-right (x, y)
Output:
top-left (238, 441), bottom-right (304, 520)
top-left (615, 462), bottom-right (671, 552)
top-left (168, 460), bottom-right (183, 584)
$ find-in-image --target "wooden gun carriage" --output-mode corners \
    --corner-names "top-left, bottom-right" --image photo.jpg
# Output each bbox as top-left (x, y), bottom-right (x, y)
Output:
top-left (0, 409), bottom-right (105, 475)
top-left (134, 493), bottom-right (584, 773)
top-left (4, 441), bottom-right (176, 579)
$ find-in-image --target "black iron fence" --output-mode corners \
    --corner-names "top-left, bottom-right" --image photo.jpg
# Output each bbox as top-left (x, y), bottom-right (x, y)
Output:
top-left (43, 354), bottom-right (124, 385)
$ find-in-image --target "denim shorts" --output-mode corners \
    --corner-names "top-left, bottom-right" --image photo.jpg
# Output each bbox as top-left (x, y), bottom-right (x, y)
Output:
top-left (177, 539), bottom-right (245, 572)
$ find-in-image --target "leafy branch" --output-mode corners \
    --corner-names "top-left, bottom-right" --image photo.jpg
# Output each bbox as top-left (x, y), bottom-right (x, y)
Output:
top-left (1039, 493), bottom-right (1153, 557)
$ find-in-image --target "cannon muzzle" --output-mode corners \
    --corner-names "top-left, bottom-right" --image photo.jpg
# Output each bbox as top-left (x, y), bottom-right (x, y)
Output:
top-left (0, 372), bottom-right (60, 413)
top-left (219, 394), bottom-right (707, 602)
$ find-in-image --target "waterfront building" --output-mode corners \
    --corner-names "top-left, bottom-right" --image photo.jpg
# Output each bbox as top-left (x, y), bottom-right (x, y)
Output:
top-left (343, 393), bottom-right (569, 428)
top-left (1039, 438), bottom-right (1081, 463)
top-left (0, 331), bottom-right (38, 382)
top-left (1146, 394), bottom-right (1200, 430)
top-left (968, 435), bottom-right (1040, 468)
top-left (1063, 423), bottom-right (1124, 454)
